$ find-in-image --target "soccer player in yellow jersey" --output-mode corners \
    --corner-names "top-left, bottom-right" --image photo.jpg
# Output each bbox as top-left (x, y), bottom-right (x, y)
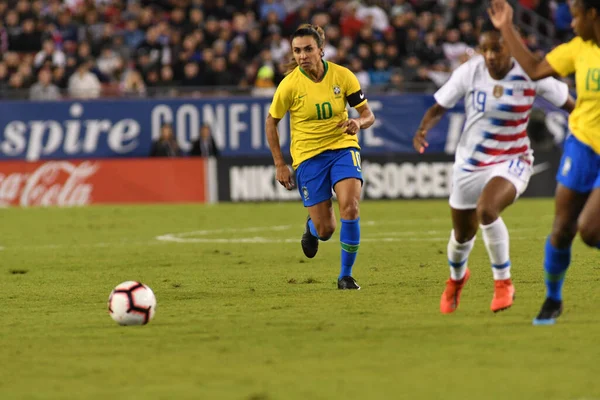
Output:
top-left (489, 0), bottom-right (600, 324)
top-left (265, 24), bottom-right (375, 290)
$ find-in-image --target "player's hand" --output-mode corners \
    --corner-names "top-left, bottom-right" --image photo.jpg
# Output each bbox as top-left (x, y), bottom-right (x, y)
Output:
top-left (487, 0), bottom-right (514, 30)
top-left (275, 164), bottom-right (296, 190)
top-left (413, 128), bottom-right (429, 154)
top-left (337, 119), bottom-right (361, 135)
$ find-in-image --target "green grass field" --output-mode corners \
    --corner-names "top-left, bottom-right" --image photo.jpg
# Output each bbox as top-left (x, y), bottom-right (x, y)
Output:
top-left (0, 199), bottom-right (599, 400)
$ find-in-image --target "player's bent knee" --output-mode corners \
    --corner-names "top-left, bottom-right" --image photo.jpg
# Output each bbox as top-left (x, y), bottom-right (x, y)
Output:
top-left (578, 228), bottom-right (599, 248)
top-left (476, 204), bottom-right (498, 226)
top-left (454, 230), bottom-right (476, 243)
top-left (313, 216), bottom-right (336, 240)
top-left (318, 225), bottom-right (335, 240)
top-left (578, 221), bottom-right (600, 248)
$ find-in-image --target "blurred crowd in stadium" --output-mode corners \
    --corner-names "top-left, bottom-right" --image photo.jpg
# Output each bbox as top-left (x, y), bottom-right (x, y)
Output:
top-left (0, 0), bottom-right (574, 100)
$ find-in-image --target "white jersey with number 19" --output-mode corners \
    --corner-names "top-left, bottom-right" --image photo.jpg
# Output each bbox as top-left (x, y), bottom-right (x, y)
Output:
top-left (434, 55), bottom-right (569, 171)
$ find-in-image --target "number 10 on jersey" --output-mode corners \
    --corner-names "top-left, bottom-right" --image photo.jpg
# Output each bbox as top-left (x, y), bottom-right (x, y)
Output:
top-left (315, 102), bottom-right (333, 120)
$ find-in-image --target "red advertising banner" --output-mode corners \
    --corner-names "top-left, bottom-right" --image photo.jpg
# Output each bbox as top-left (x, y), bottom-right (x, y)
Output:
top-left (0, 158), bottom-right (207, 207)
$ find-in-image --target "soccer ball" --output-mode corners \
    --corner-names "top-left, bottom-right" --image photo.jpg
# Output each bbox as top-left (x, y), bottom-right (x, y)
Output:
top-left (108, 281), bottom-right (156, 326)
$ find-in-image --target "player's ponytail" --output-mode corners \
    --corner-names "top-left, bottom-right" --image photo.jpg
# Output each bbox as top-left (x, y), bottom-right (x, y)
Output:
top-left (283, 24), bottom-right (326, 76)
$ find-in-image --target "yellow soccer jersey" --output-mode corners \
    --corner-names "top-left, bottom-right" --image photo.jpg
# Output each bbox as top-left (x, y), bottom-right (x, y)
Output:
top-left (269, 60), bottom-right (368, 169)
top-left (546, 36), bottom-right (600, 154)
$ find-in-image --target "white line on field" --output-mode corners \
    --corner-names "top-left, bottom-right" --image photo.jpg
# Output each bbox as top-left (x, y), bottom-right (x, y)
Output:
top-left (155, 235), bottom-right (539, 244)
top-left (155, 235), bottom-right (453, 244)
top-left (0, 215), bottom-right (551, 251)
top-left (155, 225), bottom-right (541, 244)
top-left (364, 227), bottom-right (539, 237)
top-left (154, 218), bottom-right (543, 244)
top-left (0, 233), bottom-right (545, 250)
top-left (155, 235), bottom-right (454, 244)
top-left (169, 225), bottom-right (294, 237)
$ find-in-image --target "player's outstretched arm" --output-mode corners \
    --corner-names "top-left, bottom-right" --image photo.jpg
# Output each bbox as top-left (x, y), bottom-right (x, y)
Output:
top-left (488, 0), bottom-right (557, 80)
top-left (266, 114), bottom-right (294, 190)
top-left (413, 103), bottom-right (447, 153)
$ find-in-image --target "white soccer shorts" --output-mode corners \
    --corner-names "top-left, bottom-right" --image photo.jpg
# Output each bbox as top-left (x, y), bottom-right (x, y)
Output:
top-left (449, 159), bottom-right (533, 210)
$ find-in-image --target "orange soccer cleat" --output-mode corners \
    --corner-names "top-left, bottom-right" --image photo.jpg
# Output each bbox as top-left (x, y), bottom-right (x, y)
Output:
top-left (440, 268), bottom-right (470, 314)
top-left (491, 279), bottom-right (515, 313)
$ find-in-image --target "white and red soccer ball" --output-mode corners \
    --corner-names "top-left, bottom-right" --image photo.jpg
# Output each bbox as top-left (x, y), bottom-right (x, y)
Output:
top-left (108, 281), bottom-right (156, 326)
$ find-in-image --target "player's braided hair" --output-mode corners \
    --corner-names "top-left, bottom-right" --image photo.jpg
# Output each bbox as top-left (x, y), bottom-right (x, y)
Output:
top-left (283, 24), bottom-right (326, 76)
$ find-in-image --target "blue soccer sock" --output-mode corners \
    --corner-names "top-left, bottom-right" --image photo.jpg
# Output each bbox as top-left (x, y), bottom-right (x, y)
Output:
top-left (308, 218), bottom-right (319, 239)
top-left (544, 237), bottom-right (571, 302)
top-left (340, 218), bottom-right (360, 279)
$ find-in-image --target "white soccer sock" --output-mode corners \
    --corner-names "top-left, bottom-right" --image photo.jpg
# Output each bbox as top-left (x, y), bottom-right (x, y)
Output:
top-left (480, 217), bottom-right (511, 281)
top-left (447, 230), bottom-right (475, 281)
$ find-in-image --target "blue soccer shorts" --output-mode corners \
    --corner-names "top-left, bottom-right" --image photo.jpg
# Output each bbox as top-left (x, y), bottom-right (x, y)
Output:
top-left (295, 148), bottom-right (363, 207)
top-left (557, 134), bottom-right (600, 193)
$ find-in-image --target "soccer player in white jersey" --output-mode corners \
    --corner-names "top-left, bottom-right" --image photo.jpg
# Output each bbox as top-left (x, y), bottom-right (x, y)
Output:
top-left (413, 22), bottom-right (575, 314)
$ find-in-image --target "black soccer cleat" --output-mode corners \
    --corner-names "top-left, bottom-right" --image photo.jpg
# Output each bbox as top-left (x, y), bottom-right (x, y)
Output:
top-left (338, 276), bottom-right (361, 290)
top-left (532, 297), bottom-right (563, 326)
top-left (301, 216), bottom-right (319, 258)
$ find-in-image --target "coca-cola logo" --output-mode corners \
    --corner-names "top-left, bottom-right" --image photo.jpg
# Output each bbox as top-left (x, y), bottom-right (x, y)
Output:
top-left (0, 161), bottom-right (99, 207)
